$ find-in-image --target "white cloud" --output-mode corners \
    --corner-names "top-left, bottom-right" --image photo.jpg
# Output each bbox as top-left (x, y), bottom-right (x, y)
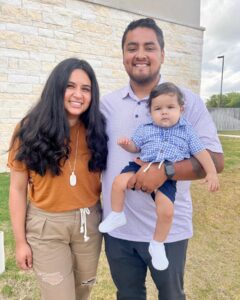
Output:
top-left (200, 0), bottom-right (240, 101)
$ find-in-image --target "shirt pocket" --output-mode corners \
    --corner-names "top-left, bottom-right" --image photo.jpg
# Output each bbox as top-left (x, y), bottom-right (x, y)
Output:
top-left (167, 136), bottom-right (189, 158)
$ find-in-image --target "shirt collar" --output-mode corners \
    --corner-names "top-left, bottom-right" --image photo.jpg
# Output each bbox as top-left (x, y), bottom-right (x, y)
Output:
top-left (178, 116), bottom-right (188, 126)
top-left (121, 74), bottom-right (164, 101)
top-left (168, 116), bottom-right (187, 129)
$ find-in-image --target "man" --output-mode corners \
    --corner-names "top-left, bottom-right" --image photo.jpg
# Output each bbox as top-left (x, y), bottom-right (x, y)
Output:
top-left (100, 18), bottom-right (224, 300)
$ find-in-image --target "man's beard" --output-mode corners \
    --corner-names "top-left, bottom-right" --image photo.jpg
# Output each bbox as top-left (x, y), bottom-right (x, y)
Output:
top-left (129, 70), bottom-right (160, 85)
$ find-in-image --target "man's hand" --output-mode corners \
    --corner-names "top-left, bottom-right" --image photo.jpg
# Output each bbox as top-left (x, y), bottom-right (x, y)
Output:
top-left (127, 158), bottom-right (167, 193)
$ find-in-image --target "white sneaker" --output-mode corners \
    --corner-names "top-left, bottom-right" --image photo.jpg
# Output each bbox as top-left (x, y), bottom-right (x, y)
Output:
top-left (99, 211), bottom-right (127, 233)
top-left (149, 240), bottom-right (169, 271)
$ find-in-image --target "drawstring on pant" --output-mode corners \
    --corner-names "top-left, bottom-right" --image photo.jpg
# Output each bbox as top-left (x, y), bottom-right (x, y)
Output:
top-left (80, 208), bottom-right (90, 242)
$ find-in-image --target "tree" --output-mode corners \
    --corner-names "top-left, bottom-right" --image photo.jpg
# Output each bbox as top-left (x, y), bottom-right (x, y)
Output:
top-left (206, 94), bottom-right (228, 107)
top-left (206, 92), bottom-right (240, 108)
top-left (226, 92), bottom-right (240, 107)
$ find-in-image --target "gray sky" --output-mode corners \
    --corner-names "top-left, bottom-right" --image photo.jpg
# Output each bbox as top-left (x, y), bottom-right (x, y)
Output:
top-left (200, 0), bottom-right (240, 101)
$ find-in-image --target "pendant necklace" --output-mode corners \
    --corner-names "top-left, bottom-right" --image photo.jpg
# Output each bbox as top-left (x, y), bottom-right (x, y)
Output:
top-left (68, 126), bottom-right (80, 187)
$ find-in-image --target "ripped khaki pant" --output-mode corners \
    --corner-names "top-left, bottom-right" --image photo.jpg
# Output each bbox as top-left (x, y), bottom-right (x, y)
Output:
top-left (26, 202), bottom-right (102, 300)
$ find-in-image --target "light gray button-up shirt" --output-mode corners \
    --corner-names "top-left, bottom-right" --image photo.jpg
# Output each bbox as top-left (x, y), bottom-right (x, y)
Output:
top-left (100, 82), bottom-right (223, 243)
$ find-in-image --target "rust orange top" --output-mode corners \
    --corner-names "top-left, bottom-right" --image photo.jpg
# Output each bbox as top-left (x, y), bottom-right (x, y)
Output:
top-left (8, 122), bottom-right (101, 212)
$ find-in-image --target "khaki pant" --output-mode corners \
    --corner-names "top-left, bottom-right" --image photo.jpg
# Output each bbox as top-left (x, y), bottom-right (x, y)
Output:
top-left (26, 202), bottom-right (102, 300)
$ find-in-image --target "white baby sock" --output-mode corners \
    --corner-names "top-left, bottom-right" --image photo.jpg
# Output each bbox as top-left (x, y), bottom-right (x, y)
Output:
top-left (149, 240), bottom-right (169, 271)
top-left (99, 211), bottom-right (127, 233)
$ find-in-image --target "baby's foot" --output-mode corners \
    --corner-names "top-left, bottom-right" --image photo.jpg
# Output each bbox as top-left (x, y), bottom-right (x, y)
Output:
top-left (99, 211), bottom-right (126, 233)
top-left (149, 240), bottom-right (169, 271)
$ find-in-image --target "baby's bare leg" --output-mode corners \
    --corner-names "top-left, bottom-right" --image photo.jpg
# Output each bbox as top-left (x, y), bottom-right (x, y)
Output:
top-left (98, 172), bottom-right (134, 233)
top-left (111, 172), bottom-right (135, 212)
top-left (154, 191), bottom-right (174, 241)
top-left (149, 191), bottom-right (174, 271)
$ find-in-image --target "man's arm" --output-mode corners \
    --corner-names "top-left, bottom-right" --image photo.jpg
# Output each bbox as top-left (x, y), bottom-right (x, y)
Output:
top-left (174, 151), bottom-right (224, 180)
top-left (127, 151), bottom-right (224, 193)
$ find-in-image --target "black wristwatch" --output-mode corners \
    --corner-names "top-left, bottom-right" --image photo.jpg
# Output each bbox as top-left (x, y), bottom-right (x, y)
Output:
top-left (164, 161), bottom-right (175, 179)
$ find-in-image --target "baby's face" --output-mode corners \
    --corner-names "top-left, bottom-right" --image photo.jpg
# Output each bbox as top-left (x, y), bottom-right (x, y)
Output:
top-left (150, 93), bottom-right (183, 128)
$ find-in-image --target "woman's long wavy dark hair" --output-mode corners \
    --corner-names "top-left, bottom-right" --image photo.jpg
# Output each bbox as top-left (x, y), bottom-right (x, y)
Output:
top-left (10, 58), bottom-right (108, 176)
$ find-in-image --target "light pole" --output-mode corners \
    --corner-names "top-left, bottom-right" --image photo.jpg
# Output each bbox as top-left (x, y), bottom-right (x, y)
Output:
top-left (217, 55), bottom-right (224, 107)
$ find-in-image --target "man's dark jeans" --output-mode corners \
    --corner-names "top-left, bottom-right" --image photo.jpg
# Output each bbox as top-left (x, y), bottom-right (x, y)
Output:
top-left (104, 234), bottom-right (188, 300)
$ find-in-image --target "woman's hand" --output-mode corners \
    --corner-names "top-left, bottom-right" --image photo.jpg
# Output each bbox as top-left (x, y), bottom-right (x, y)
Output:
top-left (127, 158), bottom-right (167, 193)
top-left (16, 241), bottom-right (33, 270)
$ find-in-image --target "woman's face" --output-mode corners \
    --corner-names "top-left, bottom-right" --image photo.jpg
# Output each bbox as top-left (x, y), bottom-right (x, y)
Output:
top-left (64, 69), bottom-right (92, 126)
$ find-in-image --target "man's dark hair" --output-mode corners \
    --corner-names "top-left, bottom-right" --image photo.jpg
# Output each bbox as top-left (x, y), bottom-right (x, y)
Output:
top-left (121, 18), bottom-right (164, 50)
top-left (148, 82), bottom-right (184, 109)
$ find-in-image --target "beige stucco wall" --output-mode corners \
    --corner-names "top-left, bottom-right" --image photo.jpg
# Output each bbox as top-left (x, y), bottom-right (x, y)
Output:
top-left (0, 0), bottom-right (203, 172)
top-left (85, 0), bottom-right (201, 28)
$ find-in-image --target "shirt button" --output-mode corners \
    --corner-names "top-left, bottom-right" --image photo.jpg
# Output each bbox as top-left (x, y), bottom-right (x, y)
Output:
top-left (135, 114), bottom-right (139, 118)
top-left (137, 102), bottom-right (141, 105)
top-left (160, 149), bottom-right (164, 153)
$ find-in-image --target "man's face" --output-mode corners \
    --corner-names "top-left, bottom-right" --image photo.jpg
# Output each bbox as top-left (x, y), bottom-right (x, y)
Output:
top-left (123, 27), bottom-right (164, 85)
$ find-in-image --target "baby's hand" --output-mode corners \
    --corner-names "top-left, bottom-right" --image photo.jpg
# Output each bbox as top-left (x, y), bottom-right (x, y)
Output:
top-left (117, 137), bottom-right (131, 146)
top-left (202, 173), bottom-right (220, 192)
top-left (117, 137), bottom-right (138, 153)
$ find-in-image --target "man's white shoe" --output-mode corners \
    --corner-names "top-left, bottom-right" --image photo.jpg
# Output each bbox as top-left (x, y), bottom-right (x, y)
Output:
top-left (149, 240), bottom-right (169, 271)
top-left (99, 211), bottom-right (127, 233)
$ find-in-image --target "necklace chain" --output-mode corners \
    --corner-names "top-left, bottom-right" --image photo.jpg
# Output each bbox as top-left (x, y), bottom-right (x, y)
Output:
top-left (68, 126), bottom-right (80, 186)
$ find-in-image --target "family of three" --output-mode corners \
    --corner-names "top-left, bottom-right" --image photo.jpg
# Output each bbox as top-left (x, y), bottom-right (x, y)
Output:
top-left (8, 18), bottom-right (223, 300)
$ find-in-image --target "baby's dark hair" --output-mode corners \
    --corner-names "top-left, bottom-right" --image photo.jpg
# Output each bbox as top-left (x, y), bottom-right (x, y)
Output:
top-left (148, 82), bottom-right (184, 109)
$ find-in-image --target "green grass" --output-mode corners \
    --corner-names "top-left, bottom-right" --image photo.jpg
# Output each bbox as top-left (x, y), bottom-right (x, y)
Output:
top-left (1, 135), bottom-right (240, 299)
top-left (185, 135), bottom-right (240, 300)
top-left (0, 173), bottom-right (16, 275)
top-left (1, 285), bottom-right (13, 297)
top-left (219, 136), bottom-right (240, 170)
top-left (0, 173), bottom-right (10, 223)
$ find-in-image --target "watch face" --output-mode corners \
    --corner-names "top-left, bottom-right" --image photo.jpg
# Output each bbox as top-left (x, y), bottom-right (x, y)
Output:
top-left (165, 162), bottom-right (175, 178)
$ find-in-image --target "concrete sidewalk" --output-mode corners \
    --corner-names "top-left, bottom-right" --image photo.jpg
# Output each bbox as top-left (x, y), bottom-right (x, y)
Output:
top-left (218, 134), bottom-right (240, 138)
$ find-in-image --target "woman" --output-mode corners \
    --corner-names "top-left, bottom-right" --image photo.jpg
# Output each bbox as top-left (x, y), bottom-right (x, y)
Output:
top-left (8, 58), bottom-right (108, 300)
